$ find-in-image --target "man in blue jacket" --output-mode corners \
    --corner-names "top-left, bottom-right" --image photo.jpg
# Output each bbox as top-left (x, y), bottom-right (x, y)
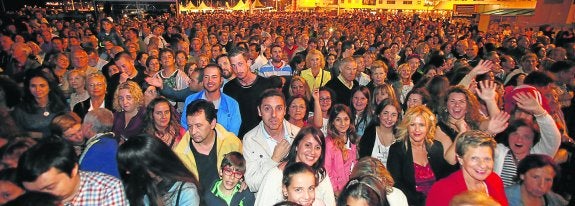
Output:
top-left (181, 64), bottom-right (242, 135)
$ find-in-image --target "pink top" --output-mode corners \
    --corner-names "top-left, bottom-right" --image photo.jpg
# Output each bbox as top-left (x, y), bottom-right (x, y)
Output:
top-left (324, 135), bottom-right (358, 194)
top-left (413, 163), bottom-right (436, 195)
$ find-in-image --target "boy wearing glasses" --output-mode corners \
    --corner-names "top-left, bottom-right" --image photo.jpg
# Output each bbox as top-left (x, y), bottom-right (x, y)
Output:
top-left (204, 152), bottom-right (255, 206)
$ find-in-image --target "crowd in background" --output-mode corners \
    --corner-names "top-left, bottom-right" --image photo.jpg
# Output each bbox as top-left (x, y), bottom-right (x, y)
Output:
top-left (0, 6), bottom-right (574, 206)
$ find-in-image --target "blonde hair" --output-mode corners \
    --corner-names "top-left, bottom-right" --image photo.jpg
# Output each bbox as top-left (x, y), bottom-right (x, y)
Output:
top-left (396, 105), bottom-right (437, 148)
top-left (67, 69), bottom-right (86, 91)
top-left (113, 81), bottom-right (144, 111)
top-left (305, 49), bottom-right (325, 69)
top-left (449, 191), bottom-right (501, 206)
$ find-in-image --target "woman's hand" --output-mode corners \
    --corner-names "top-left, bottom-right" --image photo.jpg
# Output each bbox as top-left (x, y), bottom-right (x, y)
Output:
top-left (475, 80), bottom-right (497, 102)
top-left (487, 112), bottom-right (510, 135)
top-left (471, 60), bottom-right (493, 76)
top-left (513, 92), bottom-right (546, 116)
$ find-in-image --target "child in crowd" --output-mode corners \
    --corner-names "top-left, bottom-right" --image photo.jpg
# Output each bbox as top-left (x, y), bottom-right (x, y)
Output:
top-left (204, 152), bottom-right (255, 206)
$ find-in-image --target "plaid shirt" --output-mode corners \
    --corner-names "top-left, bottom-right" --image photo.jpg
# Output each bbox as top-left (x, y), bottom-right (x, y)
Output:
top-left (64, 171), bottom-right (128, 206)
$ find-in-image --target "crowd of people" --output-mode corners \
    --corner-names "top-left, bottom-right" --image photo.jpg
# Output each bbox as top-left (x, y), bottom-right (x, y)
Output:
top-left (0, 6), bottom-right (574, 206)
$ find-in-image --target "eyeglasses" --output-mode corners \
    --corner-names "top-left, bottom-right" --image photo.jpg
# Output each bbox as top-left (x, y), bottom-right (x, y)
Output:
top-left (222, 166), bottom-right (244, 179)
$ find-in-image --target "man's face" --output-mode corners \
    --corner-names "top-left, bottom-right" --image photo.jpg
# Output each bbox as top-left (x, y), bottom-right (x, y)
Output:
top-left (188, 71), bottom-right (203, 92)
top-left (217, 57), bottom-right (233, 79)
top-left (211, 46), bottom-right (221, 59)
top-left (191, 39), bottom-right (201, 52)
top-left (160, 52), bottom-right (175, 68)
top-left (521, 56), bottom-right (538, 72)
top-left (203, 66), bottom-right (222, 93)
top-left (271, 47), bottom-right (283, 62)
top-left (340, 61), bottom-right (357, 82)
top-left (258, 96), bottom-right (286, 132)
top-left (186, 110), bottom-right (216, 144)
top-left (22, 167), bottom-right (79, 200)
top-left (115, 57), bottom-right (135, 76)
top-left (71, 51), bottom-right (89, 69)
top-left (230, 54), bottom-right (251, 80)
top-left (249, 45), bottom-right (258, 59)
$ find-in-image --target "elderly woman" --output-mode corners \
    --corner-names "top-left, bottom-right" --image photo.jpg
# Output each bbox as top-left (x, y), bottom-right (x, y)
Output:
top-left (505, 154), bottom-right (567, 206)
top-left (301, 49), bottom-right (331, 90)
top-left (67, 69), bottom-right (88, 109)
top-left (426, 130), bottom-right (508, 206)
top-left (73, 73), bottom-right (114, 119)
top-left (112, 81), bottom-right (146, 141)
top-left (255, 127), bottom-right (335, 206)
top-left (386, 105), bottom-right (452, 206)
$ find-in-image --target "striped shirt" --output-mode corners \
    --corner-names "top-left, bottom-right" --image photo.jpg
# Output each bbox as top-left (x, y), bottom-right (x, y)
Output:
top-left (500, 151), bottom-right (518, 187)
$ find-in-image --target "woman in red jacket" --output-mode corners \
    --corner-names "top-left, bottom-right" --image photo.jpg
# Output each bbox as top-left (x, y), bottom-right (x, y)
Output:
top-left (426, 130), bottom-right (508, 206)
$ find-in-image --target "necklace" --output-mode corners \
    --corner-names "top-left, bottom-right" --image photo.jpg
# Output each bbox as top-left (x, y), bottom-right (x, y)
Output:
top-left (39, 103), bottom-right (50, 117)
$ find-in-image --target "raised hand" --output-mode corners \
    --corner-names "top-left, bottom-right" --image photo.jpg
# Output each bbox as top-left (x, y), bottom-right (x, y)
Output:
top-left (471, 60), bottom-right (494, 76)
top-left (513, 92), bottom-right (546, 115)
top-left (475, 80), bottom-right (497, 101)
top-left (487, 111), bottom-right (510, 135)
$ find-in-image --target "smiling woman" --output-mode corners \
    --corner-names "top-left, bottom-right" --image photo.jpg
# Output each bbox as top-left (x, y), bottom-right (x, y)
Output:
top-left (426, 130), bottom-right (508, 206)
top-left (255, 127), bottom-right (335, 206)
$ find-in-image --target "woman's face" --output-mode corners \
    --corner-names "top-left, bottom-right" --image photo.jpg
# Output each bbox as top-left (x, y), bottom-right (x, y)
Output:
top-left (288, 98), bottom-right (307, 121)
top-left (319, 90), bottom-right (332, 113)
top-left (375, 89), bottom-right (389, 105)
top-left (308, 54), bottom-right (321, 69)
top-left (118, 89), bottom-right (138, 113)
top-left (407, 93), bottom-right (423, 109)
top-left (333, 111), bottom-right (351, 135)
top-left (379, 105), bottom-right (399, 128)
top-left (153, 101), bottom-right (171, 129)
top-left (327, 55), bottom-right (336, 66)
top-left (521, 165), bottom-right (555, 198)
top-left (68, 73), bottom-right (85, 90)
top-left (447, 92), bottom-right (468, 120)
top-left (508, 126), bottom-right (535, 156)
top-left (458, 146), bottom-right (494, 182)
top-left (283, 171), bottom-right (316, 206)
top-left (295, 134), bottom-right (322, 167)
top-left (87, 77), bottom-right (106, 97)
top-left (371, 67), bottom-right (387, 86)
top-left (29, 77), bottom-right (50, 101)
top-left (147, 59), bottom-right (161, 73)
top-left (291, 80), bottom-right (306, 97)
top-left (408, 116), bottom-right (428, 143)
top-left (0, 181), bottom-right (24, 204)
top-left (399, 66), bottom-right (412, 80)
top-left (352, 90), bottom-right (368, 113)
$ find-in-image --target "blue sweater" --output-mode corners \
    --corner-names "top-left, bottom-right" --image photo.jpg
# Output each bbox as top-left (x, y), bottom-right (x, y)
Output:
top-left (181, 90), bottom-right (242, 136)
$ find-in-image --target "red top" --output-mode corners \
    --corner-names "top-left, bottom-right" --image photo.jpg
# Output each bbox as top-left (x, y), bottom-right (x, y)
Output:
top-left (426, 170), bottom-right (508, 206)
top-left (414, 163), bottom-right (436, 195)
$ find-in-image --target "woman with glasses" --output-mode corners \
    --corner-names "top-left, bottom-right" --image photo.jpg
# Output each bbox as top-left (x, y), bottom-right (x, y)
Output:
top-left (118, 134), bottom-right (201, 206)
top-left (73, 73), bottom-right (114, 119)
